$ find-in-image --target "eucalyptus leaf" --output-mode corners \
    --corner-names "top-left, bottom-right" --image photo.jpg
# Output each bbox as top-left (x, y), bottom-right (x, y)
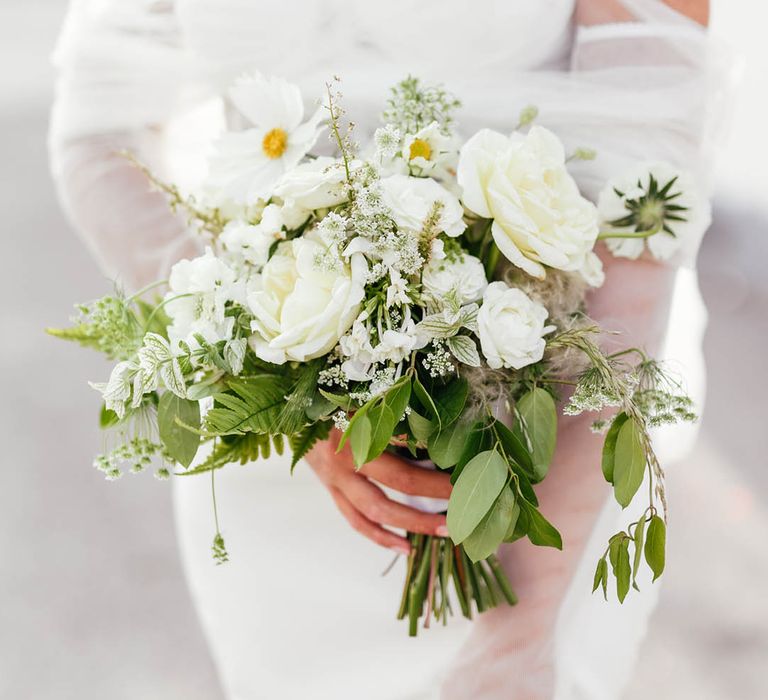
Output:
top-left (349, 414), bottom-right (372, 469)
top-left (520, 500), bottom-right (562, 549)
top-left (305, 392), bottom-right (336, 421)
top-left (407, 410), bottom-right (435, 443)
top-left (502, 502), bottom-right (521, 542)
top-left (644, 515), bottom-right (666, 582)
top-left (601, 412), bottom-right (629, 483)
top-left (412, 376), bottom-right (441, 430)
top-left (366, 403), bottom-right (397, 462)
top-left (592, 558), bottom-right (608, 600)
top-left (319, 389), bottom-right (355, 411)
top-left (158, 392), bottom-right (201, 468)
top-left (447, 449), bottom-right (508, 544)
top-left (428, 419), bottom-right (472, 469)
top-left (463, 486), bottom-right (516, 562)
top-left (613, 418), bottom-right (646, 508)
top-left (632, 515), bottom-right (647, 589)
top-left (384, 378), bottom-right (412, 422)
top-left (494, 420), bottom-right (534, 475)
top-left (434, 378), bottom-right (469, 427)
top-left (616, 538), bottom-right (631, 603)
top-left (516, 388), bottom-right (557, 482)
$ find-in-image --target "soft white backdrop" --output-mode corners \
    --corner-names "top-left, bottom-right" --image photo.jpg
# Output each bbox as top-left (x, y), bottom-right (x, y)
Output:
top-left (0, 2), bottom-right (766, 698)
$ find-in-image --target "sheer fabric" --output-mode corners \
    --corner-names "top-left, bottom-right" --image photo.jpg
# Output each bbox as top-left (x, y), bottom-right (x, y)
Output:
top-left (50, 2), bottom-right (727, 698)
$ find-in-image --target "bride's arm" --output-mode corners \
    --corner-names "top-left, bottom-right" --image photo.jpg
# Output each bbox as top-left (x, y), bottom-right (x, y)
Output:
top-left (50, 0), bottom-right (204, 291)
top-left (443, 2), bottom-right (714, 697)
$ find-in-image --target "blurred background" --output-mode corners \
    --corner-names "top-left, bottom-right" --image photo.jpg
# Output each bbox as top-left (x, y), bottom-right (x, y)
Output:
top-left (1, 2), bottom-right (765, 698)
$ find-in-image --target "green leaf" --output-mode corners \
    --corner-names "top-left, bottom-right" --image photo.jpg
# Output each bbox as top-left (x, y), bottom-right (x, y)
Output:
top-left (516, 388), bottom-right (557, 482)
top-left (433, 378), bottom-right (469, 427)
top-left (644, 515), bottom-right (666, 582)
top-left (349, 414), bottom-right (372, 468)
top-left (99, 404), bottom-right (120, 429)
top-left (592, 558), bottom-right (608, 598)
top-left (161, 357), bottom-right (187, 398)
top-left (319, 389), bottom-right (355, 411)
top-left (412, 376), bottom-right (441, 430)
top-left (289, 421), bottom-right (332, 472)
top-left (446, 335), bottom-right (481, 367)
top-left (501, 494), bottom-right (528, 539)
top-left (613, 419), bottom-right (646, 507)
top-left (305, 392), bottom-right (336, 421)
top-left (158, 393), bottom-right (201, 468)
top-left (366, 403), bottom-right (396, 462)
top-left (616, 538), bottom-right (631, 603)
top-left (520, 500), bottom-right (562, 549)
top-left (407, 410), bottom-right (435, 443)
top-left (447, 449), bottom-right (508, 544)
top-left (274, 361), bottom-right (321, 434)
top-left (463, 486), bottom-right (516, 562)
top-left (632, 515), bottom-right (647, 589)
top-left (383, 377), bottom-right (412, 422)
top-left (205, 376), bottom-right (285, 435)
top-left (601, 412), bottom-right (629, 484)
top-left (428, 419), bottom-right (472, 469)
top-left (493, 420), bottom-right (534, 475)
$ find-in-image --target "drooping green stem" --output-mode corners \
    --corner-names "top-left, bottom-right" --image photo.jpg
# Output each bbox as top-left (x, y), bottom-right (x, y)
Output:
top-left (487, 555), bottom-right (518, 605)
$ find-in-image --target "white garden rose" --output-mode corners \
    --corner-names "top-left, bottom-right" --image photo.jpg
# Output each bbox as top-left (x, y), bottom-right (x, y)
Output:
top-left (598, 161), bottom-right (711, 263)
top-left (477, 282), bottom-right (555, 370)
top-left (421, 253), bottom-right (488, 306)
top-left (457, 126), bottom-right (600, 282)
top-left (379, 174), bottom-right (466, 237)
top-left (273, 156), bottom-right (351, 211)
top-left (247, 233), bottom-right (366, 364)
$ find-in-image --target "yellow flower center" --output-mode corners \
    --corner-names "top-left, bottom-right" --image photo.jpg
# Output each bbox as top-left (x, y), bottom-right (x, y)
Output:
top-left (262, 128), bottom-right (288, 159)
top-left (408, 138), bottom-right (432, 162)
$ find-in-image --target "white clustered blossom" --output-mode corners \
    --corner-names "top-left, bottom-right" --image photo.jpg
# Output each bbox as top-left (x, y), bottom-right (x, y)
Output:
top-left (203, 73), bottom-right (325, 206)
top-left (458, 126), bottom-right (602, 285)
top-left (316, 212), bottom-right (349, 248)
top-left (422, 341), bottom-right (455, 378)
top-left (477, 282), bottom-right (555, 370)
top-left (421, 253), bottom-right (488, 306)
top-left (374, 124), bottom-right (402, 160)
top-left (165, 248), bottom-right (242, 348)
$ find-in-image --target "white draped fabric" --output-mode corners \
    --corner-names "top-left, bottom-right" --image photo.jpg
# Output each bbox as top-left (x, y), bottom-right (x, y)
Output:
top-left (50, 2), bottom-right (728, 698)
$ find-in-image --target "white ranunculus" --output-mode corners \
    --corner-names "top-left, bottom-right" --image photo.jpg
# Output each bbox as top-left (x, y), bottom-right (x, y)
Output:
top-left (273, 156), bottom-right (351, 211)
top-left (458, 126), bottom-right (599, 282)
top-left (477, 282), bottom-right (555, 370)
top-left (598, 161), bottom-right (711, 263)
top-left (379, 174), bottom-right (466, 238)
top-left (165, 248), bottom-right (241, 347)
top-left (421, 253), bottom-right (488, 306)
top-left (203, 73), bottom-right (325, 206)
top-left (247, 234), bottom-right (366, 364)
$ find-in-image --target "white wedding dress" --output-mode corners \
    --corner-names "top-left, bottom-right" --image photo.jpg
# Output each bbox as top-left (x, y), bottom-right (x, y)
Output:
top-left (50, 2), bottom-right (728, 698)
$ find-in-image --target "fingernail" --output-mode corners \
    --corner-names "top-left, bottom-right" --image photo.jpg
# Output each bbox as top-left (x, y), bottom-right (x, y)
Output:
top-left (393, 544), bottom-right (411, 556)
top-left (436, 526), bottom-right (449, 538)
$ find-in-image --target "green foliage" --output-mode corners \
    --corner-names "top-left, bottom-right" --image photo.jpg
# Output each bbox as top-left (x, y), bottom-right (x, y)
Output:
top-left (447, 450), bottom-right (508, 544)
top-left (428, 419), bottom-right (472, 469)
top-left (613, 419), bottom-right (646, 507)
top-left (382, 75), bottom-right (461, 136)
top-left (645, 515), bottom-right (666, 581)
top-left (205, 376), bottom-right (286, 435)
top-left (158, 393), bottom-right (201, 468)
top-left (179, 433), bottom-right (284, 475)
top-left (514, 388), bottom-right (557, 482)
top-left (519, 500), bottom-right (562, 550)
top-left (601, 412), bottom-right (629, 483)
top-left (463, 486), bottom-right (517, 563)
top-left (289, 421), bottom-right (332, 472)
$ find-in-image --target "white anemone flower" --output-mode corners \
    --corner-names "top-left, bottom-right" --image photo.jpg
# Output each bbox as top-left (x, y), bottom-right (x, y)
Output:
top-left (204, 74), bottom-right (325, 206)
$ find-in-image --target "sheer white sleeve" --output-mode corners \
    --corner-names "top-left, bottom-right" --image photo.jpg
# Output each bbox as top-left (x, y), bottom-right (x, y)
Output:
top-left (49, 0), bottom-right (208, 291)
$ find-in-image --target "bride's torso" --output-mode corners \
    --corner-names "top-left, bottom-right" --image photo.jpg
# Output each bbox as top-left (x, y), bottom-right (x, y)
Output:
top-left (175, 0), bottom-right (576, 125)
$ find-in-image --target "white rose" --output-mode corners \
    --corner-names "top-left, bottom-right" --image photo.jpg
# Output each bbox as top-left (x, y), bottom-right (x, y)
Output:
top-left (273, 156), bottom-right (350, 211)
top-left (421, 253), bottom-right (488, 306)
top-left (458, 126), bottom-right (599, 282)
top-left (379, 174), bottom-right (466, 237)
top-left (598, 161), bottom-right (711, 262)
top-left (247, 234), bottom-right (366, 364)
top-left (477, 282), bottom-right (555, 370)
top-left (165, 248), bottom-right (241, 347)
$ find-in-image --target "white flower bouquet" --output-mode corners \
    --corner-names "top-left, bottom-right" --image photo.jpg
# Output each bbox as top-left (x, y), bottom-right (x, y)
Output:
top-left (50, 75), bottom-right (706, 635)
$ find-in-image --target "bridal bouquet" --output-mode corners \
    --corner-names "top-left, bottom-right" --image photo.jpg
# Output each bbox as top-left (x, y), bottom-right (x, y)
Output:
top-left (50, 75), bottom-right (705, 635)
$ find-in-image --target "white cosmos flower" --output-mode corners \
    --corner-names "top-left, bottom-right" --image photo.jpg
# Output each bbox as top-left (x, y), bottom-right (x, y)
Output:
top-left (598, 161), bottom-right (711, 263)
top-left (421, 253), bottom-right (488, 306)
top-left (204, 74), bottom-right (325, 206)
top-left (402, 121), bottom-right (457, 177)
top-left (379, 174), bottom-right (466, 238)
top-left (247, 233), bottom-right (367, 364)
top-left (477, 282), bottom-right (555, 370)
top-left (165, 248), bottom-right (242, 348)
top-left (458, 126), bottom-right (600, 283)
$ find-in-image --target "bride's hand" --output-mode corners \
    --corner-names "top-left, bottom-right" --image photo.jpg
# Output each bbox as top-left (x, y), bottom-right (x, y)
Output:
top-left (305, 430), bottom-right (452, 555)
